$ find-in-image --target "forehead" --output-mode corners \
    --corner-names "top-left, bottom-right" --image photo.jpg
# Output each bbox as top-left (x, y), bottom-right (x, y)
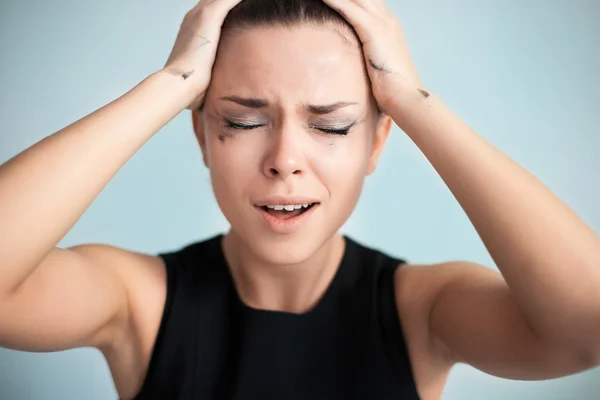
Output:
top-left (209, 25), bottom-right (370, 105)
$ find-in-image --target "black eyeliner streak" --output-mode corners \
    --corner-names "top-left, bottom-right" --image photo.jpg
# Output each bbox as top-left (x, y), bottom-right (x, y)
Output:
top-left (181, 70), bottom-right (194, 80)
top-left (218, 134), bottom-right (226, 143)
top-left (417, 89), bottom-right (430, 98)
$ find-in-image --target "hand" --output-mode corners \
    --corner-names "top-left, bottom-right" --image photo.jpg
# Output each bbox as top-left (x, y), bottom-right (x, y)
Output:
top-left (322, 0), bottom-right (424, 114)
top-left (163, 0), bottom-right (242, 110)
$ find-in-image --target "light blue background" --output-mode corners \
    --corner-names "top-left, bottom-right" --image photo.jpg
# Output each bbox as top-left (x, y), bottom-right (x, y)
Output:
top-left (1, 0), bottom-right (598, 398)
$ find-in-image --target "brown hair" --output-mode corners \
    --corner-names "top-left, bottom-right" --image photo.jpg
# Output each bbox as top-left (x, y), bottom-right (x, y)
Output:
top-left (221, 0), bottom-right (354, 37)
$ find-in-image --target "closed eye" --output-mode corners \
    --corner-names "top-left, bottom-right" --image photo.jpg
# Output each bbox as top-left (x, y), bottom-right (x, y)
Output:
top-left (311, 125), bottom-right (352, 135)
top-left (225, 120), bottom-right (264, 130)
top-left (312, 125), bottom-right (353, 136)
top-left (224, 120), bottom-right (354, 136)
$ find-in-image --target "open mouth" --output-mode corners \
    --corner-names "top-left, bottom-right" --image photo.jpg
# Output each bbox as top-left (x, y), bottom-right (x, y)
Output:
top-left (257, 203), bottom-right (319, 220)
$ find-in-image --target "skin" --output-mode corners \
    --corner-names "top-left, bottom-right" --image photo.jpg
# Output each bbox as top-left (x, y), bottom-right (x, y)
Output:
top-left (193, 24), bottom-right (391, 311)
top-left (323, 0), bottom-right (600, 395)
top-left (0, 1), bottom-right (598, 399)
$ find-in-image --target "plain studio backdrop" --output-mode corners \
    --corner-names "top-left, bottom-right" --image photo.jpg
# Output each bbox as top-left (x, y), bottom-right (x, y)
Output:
top-left (0, 0), bottom-right (598, 399)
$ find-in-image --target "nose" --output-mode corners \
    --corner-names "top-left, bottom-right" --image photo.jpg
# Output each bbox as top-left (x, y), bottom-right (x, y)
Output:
top-left (262, 128), bottom-right (306, 180)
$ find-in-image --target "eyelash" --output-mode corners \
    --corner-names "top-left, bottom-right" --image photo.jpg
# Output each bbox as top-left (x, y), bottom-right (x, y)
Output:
top-left (224, 120), bottom-right (353, 136)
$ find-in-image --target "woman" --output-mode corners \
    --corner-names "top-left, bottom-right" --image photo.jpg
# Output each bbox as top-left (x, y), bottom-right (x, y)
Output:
top-left (0, 0), bottom-right (598, 399)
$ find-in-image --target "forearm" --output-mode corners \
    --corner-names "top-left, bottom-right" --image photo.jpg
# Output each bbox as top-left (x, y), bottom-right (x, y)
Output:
top-left (0, 69), bottom-right (196, 296)
top-left (390, 88), bottom-right (600, 351)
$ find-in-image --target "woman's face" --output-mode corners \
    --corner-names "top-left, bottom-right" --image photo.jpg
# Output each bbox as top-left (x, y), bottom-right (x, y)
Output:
top-left (194, 24), bottom-right (392, 265)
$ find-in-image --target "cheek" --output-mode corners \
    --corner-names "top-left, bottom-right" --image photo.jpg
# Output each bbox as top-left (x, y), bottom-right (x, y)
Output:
top-left (313, 135), bottom-right (372, 201)
top-left (318, 132), bottom-right (372, 172)
top-left (207, 135), bottom-right (259, 192)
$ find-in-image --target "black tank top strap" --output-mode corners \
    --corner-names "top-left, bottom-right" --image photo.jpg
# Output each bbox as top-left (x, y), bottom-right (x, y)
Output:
top-left (134, 235), bottom-right (236, 399)
top-left (345, 237), bottom-right (418, 399)
top-left (377, 253), bottom-right (417, 388)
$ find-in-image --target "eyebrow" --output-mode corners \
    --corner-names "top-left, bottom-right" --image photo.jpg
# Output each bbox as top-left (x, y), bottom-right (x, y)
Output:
top-left (219, 96), bottom-right (357, 115)
top-left (306, 101), bottom-right (358, 115)
top-left (220, 96), bottom-right (269, 109)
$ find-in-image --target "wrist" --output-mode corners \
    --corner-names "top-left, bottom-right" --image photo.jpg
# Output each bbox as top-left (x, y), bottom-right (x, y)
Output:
top-left (386, 83), bottom-right (438, 130)
top-left (149, 68), bottom-right (207, 110)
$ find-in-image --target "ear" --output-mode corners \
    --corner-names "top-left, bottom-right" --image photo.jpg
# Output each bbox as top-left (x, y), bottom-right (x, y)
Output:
top-left (192, 109), bottom-right (210, 168)
top-left (367, 114), bottom-right (393, 175)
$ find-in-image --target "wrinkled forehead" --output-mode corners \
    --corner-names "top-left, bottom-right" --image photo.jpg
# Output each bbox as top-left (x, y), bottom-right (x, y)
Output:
top-left (207, 25), bottom-right (371, 107)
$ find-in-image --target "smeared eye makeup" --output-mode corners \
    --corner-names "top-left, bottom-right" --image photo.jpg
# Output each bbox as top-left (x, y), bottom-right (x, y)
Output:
top-left (308, 122), bottom-right (356, 136)
top-left (223, 118), bottom-right (357, 136)
top-left (224, 120), bottom-right (265, 131)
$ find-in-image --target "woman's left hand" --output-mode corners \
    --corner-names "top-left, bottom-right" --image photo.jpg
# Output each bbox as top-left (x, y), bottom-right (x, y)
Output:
top-left (322, 0), bottom-right (424, 113)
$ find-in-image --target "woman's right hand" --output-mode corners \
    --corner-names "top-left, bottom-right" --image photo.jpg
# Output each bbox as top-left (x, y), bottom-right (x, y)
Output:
top-left (163, 0), bottom-right (242, 110)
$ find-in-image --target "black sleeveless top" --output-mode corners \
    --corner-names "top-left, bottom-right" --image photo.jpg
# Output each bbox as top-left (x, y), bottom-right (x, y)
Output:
top-left (133, 234), bottom-right (420, 399)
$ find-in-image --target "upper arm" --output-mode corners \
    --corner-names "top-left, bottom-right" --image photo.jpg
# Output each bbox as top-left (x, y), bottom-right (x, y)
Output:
top-left (0, 245), bottom-right (156, 352)
top-left (396, 262), bottom-right (595, 381)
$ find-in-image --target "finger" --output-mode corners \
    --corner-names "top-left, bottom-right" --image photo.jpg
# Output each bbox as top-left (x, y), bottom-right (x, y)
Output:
top-left (213, 0), bottom-right (243, 8)
top-left (351, 0), bottom-right (393, 19)
top-left (195, 0), bottom-right (242, 18)
top-left (187, 0), bottom-right (242, 33)
top-left (322, 0), bottom-right (370, 28)
top-left (348, 0), bottom-right (380, 13)
top-left (192, 0), bottom-right (238, 8)
top-left (367, 0), bottom-right (389, 9)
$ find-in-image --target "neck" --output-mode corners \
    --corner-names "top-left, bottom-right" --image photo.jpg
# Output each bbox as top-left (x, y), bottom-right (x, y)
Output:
top-left (221, 230), bottom-right (346, 314)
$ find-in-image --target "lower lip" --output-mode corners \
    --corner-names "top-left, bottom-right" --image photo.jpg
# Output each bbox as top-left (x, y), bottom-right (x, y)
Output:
top-left (255, 204), bottom-right (319, 234)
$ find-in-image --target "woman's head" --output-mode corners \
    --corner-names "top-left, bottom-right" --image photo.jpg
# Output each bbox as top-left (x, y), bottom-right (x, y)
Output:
top-left (193, 0), bottom-right (392, 264)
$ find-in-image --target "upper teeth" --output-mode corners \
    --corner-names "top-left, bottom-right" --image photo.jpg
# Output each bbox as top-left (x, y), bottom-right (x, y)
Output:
top-left (266, 204), bottom-right (311, 211)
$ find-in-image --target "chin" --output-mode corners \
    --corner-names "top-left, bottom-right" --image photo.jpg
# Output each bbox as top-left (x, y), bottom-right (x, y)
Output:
top-left (242, 230), bottom-right (331, 266)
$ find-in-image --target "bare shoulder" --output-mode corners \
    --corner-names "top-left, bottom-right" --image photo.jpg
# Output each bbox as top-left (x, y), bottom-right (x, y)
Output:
top-left (71, 244), bottom-right (167, 335)
top-left (114, 247), bottom-right (167, 348)
top-left (393, 260), bottom-right (499, 357)
top-left (77, 244), bottom-right (168, 398)
top-left (79, 244), bottom-right (167, 306)
top-left (393, 259), bottom-right (593, 389)
top-left (393, 261), bottom-right (497, 354)
top-left (392, 262), bottom-right (485, 399)
top-left (0, 239), bottom-right (168, 399)
top-left (71, 243), bottom-right (165, 289)
top-left (69, 244), bottom-right (168, 349)
top-left (0, 244), bottom-right (160, 349)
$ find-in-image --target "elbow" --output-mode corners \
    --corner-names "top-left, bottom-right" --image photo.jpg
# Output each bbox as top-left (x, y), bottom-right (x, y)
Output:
top-left (534, 320), bottom-right (600, 373)
top-left (570, 334), bottom-right (600, 372)
top-left (578, 348), bottom-right (600, 373)
top-left (587, 340), bottom-right (600, 369)
top-left (584, 314), bottom-right (600, 368)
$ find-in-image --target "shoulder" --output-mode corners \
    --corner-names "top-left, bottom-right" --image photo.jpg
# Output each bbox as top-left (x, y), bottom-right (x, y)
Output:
top-left (72, 244), bottom-right (168, 312)
top-left (82, 237), bottom-right (223, 397)
top-left (393, 261), bottom-right (495, 354)
top-left (69, 243), bottom-right (166, 290)
top-left (86, 247), bottom-right (167, 397)
top-left (68, 244), bottom-right (168, 343)
top-left (394, 261), bottom-right (494, 344)
top-left (65, 244), bottom-right (167, 329)
top-left (345, 238), bottom-right (483, 394)
top-left (392, 261), bottom-right (498, 393)
top-left (393, 261), bottom-right (501, 334)
top-left (119, 234), bottom-right (226, 340)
